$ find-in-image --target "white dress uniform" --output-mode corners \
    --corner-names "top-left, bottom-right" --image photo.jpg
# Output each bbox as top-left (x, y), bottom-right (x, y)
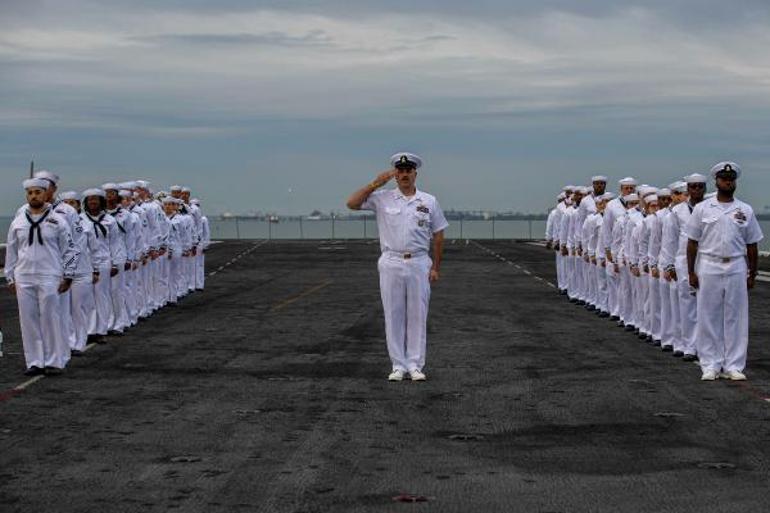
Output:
top-left (362, 187), bottom-right (448, 374)
top-left (156, 202), bottom-right (172, 307)
top-left (554, 197), bottom-right (569, 292)
top-left (560, 203), bottom-right (577, 298)
top-left (686, 189), bottom-right (763, 375)
top-left (69, 211), bottom-right (108, 351)
top-left (545, 200), bottom-right (562, 289)
top-left (165, 212), bottom-right (184, 303)
top-left (5, 198), bottom-right (78, 371)
top-left (646, 204), bottom-right (667, 344)
top-left (582, 210), bottom-right (600, 307)
top-left (662, 200), bottom-right (700, 357)
top-left (659, 203), bottom-right (681, 351)
top-left (142, 197), bottom-right (165, 311)
top-left (197, 214), bottom-right (211, 290)
top-left (588, 209), bottom-right (609, 314)
top-left (128, 201), bottom-right (150, 318)
top-left (106, 205), bottom-right (131, 332)
top-left (82, 208), bottom-right (123, 337)
top-left (120, 203), bottom-right (143, 325)
top-left (626, 209), bottom-right (645, 330)
top-left (602, 197), bottom-right (628, 317)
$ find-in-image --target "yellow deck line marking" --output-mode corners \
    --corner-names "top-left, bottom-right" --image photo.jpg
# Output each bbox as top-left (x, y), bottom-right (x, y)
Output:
top-left (270, 280), bottom-right (333, 312)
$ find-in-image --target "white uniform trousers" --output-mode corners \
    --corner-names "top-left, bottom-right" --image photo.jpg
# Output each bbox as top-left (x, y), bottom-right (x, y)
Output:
top-left (658, 278), bottom-right (675, 347)
top-left (378, 253), bottom-right (432, 373)
top-left (666, 278), bottom-right (682, 351)
top-left (607, 263), bottom-right (620, 317)
top-left (695, 257), bottom-right (750, 374)
top-left (187, 255), bottom-right (195, 293)
top-left (619, 266), bottom-right (634, 324)
top-left (89, 267), bottom-right (112, 336)
top-left (637, 272), bottom-right (650, 335)
top-left (582, 258), bottom-right (592, 302)
top-left (150, 257), bottom-right (163, 310)
top-left (60, 289), bottom-right (77, 351)
top-left (595, 260), bottom-right (609, 313)
top-left (196, 251), bottom-right (205, 290)
top-left (124, 267), bottom-right (137, 325)
top-left (648, 275), bottom-right (662, 341)
top-left (675, 262), bottom-right (698, 356)
top-left (16, 278), bottom-right (69, 369)
top-left (109, 267), bottom-right (130, 332)
top-left (141, 260), bottom-right (153, 315)
top-left (567, 255), bottom-right (578, 298)
top-left (555, 252), bottom-right (563, 290)
top-left (70, 276), bottom-right (95, 351)
top-left (168, 255), bottom-right (181, 303)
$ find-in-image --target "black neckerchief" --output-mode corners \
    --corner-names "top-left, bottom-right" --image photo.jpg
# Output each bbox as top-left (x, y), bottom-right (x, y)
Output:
top-left (25, 208), bottom-right (51, 245)
top-left (86, 212), bottom-right (108, 238)
top-left (109, 207), bottom-right (126, 233)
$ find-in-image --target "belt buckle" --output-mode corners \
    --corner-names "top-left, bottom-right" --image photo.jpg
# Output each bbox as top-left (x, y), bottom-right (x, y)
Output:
top-left (403, 253), bottom-right (412, 259)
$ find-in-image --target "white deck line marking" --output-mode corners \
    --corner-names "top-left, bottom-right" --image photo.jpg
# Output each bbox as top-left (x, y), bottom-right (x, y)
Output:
top-left (757, 276), bottom-right (770, 283)
top-left (13, 375), bottom-right (44, 391)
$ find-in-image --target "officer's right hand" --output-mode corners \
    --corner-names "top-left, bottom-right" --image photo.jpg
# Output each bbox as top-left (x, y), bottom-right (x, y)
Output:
top-left (8, 282), bottom-right (16, 295)
top-left (375, 169), bottom-right (397, 185)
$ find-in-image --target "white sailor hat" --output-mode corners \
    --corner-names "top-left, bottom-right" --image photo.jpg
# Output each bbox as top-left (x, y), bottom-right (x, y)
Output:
top-left (624, 193), bottom-right (640, 202)
top-left (162, 196), bottom-right (180, 205)
top-left (668, 181), bottom-right (684, 190)
top-left (181, 186), bottom-right (191, 193)
top-left (619, 177), bottom-right (638, 186)
top-left (640, 186), bottom-right (658, 198)
top-left (59, 190), bottom-right (81, 201)
top-left (34, 170), bottom-right (60, 186)
top-left (710, 161), bottom-right (741, 178)
top-left (646, 194), bottom-right (659, 204)
top-left (557, 192), bottom-right (566, 200)
top-left (601, 192), bottom-right (615, 201)
top-left (657, 188), bottom-right (671, 197)
top-left (83, 188), bottom-right (106, 198)
top-left (23, 178), bottom-right (50, 190)
top-left (591, 175), bottom-right (608, 182)
top-left (190, 198), bottom-right (200, 205)
top-left (390, 152), bottom-right (422, 169)
top-left (563, 185), bottom-right (576, 192)
top-left (119, 181), bottom-right (137, 190)
top-left (101, 182), bottom-right (119, 191)
top-left (169, 185), bottom-right (183, 193)
top-left (135, 180), bottom-right (150, 189)
top-left (684, 173), bottom-right (707, 184)
top-left (118, 189), bottom-right (133, 199)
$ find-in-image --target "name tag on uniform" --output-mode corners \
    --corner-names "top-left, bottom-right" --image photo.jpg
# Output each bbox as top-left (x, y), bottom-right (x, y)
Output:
top-left (734, 210), bottom-right (747, 223)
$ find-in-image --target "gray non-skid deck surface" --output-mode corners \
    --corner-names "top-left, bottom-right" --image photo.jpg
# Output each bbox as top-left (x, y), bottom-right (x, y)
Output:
top-left (1, 240), bottom-right (769, 513)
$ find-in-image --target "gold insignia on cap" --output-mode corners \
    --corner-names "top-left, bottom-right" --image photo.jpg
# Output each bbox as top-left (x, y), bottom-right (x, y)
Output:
top-left (400, 155), bottom-right (409, 164)
top-left (724, 164), bottom-right (732, 172)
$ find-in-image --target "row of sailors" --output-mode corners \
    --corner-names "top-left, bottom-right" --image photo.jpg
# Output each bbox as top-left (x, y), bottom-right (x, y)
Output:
top-left (3, 171), bottom-right (211, 376)
top-left (545, 161), bottom-right (763, 381)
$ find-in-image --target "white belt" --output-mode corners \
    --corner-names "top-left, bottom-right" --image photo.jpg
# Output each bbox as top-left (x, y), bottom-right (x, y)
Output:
top-left (383, 250), bottom-right (427, 260)
top-left (701, 254), bottom-right (744, 264)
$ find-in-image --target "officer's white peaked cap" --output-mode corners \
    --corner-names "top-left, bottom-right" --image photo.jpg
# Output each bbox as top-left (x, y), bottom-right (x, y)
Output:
top-left (390, 152), bottom-right (422, 169)
top-left (710, 161), bottom-right (742, 179)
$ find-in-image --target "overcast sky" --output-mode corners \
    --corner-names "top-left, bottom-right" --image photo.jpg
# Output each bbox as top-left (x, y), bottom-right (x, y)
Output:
top-left (2, 0), bottom-right (770, 215)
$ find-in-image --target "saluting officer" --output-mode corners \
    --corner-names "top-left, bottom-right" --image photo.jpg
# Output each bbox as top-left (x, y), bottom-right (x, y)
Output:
top-left (347, 152), bottom-right (448, 382)
top-left (686, 162), bottom-right (763, 381)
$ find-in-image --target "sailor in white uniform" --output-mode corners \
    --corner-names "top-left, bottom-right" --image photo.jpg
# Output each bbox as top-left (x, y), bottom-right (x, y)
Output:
top-left (5, 179), bottom-right (78, 375)
top-left (347, 152), bottom-right (448, 382)
top-left (646, 188), bottom-right (671, 346)
top-left (686, 162), bottom-right (763, 381)
top-left (660, 173), bottom-right (706, 359)
top-left (60, 191), bottom-right (108, 355)
top-left (602, 177), bottom-right (638, 321)
top-left (191, 198), bottom-right (209, 290)
top-left (103, 183), bottom-right (131, 334)
top-left (82, 188), bottom-right (123, 343)
top-left (658, 182), bottom-right (688, 353)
